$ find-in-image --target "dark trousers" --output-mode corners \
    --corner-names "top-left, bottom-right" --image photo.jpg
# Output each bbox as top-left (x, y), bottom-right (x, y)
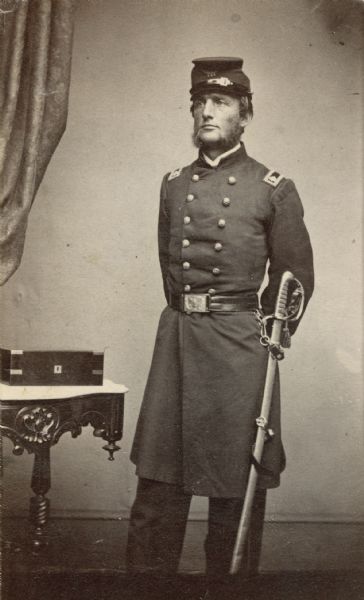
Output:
top-left (126, 478), bottom-right (266, 585)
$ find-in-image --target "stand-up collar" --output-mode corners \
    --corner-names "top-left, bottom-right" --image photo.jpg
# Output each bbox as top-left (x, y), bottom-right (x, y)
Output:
top-left (202, 143), bottom-right (241, 167)
top-left (197, 143), bottom-right (248, 169)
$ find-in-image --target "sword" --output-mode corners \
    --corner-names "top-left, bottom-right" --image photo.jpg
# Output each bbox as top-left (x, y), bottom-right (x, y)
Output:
top-left (230, 270), bottom-right (304, 575)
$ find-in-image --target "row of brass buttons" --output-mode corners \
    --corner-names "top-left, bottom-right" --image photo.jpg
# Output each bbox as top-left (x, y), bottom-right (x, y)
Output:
top-left (181, 173), bottom-right (236, 296)
top-left (183, 215), bottom-right (226, 228)
top-left (182, 239), bottom-right (222, 251)
top-left (182, 262), bottom-right (221, 276)
top-left (190, 174), bottom-right (237, 185)
top-left (184, 284), bottom-right (217, 295)
top-left (183, 283), bottom-right (216, 296)
top-left (186, 193), bottom-right (230, 207)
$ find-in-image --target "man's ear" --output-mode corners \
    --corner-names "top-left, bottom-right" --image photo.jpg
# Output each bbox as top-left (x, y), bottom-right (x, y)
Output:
top-left (240, 116), bottom-right (248, 128)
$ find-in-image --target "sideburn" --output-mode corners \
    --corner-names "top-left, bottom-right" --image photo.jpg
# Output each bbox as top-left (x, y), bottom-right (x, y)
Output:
top-left (192, 115), bottom-right (244, 150)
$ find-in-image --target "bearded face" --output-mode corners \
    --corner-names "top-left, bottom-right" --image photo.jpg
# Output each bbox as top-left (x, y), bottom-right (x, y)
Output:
top-left (192, 93), bottom-right (247, 152)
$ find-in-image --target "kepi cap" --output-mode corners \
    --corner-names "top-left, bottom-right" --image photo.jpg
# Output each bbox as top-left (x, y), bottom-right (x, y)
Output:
top-left (190, 57), bottom-right (251, 99)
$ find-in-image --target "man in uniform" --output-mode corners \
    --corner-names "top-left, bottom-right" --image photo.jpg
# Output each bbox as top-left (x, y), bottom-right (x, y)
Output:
top-left (126, 57), bottom-right (314, 599)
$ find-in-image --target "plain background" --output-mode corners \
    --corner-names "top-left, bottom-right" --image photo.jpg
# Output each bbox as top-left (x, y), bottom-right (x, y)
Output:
top-left (1, 0), bottom-right (363, 525)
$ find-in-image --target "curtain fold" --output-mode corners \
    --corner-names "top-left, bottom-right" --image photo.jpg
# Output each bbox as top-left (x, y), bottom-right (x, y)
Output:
top-left (0, 0), bottom-right (75, 285)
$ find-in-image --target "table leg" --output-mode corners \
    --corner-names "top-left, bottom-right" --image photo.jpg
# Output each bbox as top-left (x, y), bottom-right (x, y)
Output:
top-left (102, 396), bottom-right (122, 460)
top-left (29, 444), bottom-right (51, 551)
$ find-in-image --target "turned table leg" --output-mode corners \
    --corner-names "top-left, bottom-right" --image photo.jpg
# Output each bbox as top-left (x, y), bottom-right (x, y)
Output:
top-left (102, 396), bottom-right (123, 460)
top-left (29, 444), bottom-right (51, 551)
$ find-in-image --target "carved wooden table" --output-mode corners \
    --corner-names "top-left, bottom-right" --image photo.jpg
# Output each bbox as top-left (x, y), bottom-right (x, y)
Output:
top-left (0, 379), bottom-right (127, 550)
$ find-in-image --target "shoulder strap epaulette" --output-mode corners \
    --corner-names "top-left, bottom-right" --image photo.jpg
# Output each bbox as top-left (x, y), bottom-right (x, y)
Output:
top-left (263, 169), bottom-right (284, 188)
top-left (167, 167), bottom-right (182, 181)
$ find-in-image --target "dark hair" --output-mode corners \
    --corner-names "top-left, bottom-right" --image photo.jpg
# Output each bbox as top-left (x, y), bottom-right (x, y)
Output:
top-left (240, 95), bottom-right (254, 120)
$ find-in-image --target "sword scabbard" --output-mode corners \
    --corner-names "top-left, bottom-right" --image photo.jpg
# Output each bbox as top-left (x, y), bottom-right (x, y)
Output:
top-left (230, 270), bottom-right (299, 575)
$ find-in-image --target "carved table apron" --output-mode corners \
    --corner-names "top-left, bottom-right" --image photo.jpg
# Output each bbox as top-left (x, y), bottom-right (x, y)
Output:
top-left (0, 379), bottom-right (127, 550)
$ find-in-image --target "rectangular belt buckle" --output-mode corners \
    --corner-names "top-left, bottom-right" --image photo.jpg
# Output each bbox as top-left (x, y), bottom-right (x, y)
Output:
top-left (183, 294), bottom-right (210, 313)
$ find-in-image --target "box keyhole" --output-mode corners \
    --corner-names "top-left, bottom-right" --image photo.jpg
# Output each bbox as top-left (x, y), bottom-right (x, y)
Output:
top-left (54, 365), bottom-right (62, 374)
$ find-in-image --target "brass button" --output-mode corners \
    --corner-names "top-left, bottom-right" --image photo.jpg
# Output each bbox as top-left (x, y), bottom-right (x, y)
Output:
top-left (192, 174), bottom-right (199, 182)
top-left (218, 219), bottom-right (226, 228)
top-left (212, 267), bottom-right (221, 276)
top-left (182, 239), bottom-right (190, 248)
top-left (184, 216), bottom-right (191, 224)
top-left (214, 242), bottom-right (223, 251)
top-left (208, 288), bottom-right (216, 295)
top-left (186, 193), bottom-right (194, 202)
top-left (183, 261), bottom-right (190, 270)
top-left (228, 176), bottom-right (236, 184)
top-left (184, 284), bottom-right (191, 292)
top-left (222, 197), bottom-right (231, 207)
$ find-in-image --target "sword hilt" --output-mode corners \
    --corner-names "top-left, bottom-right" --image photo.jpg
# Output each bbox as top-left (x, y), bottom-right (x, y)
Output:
top-left (274, 271), bottom-right (295, 320)
top-left (274, 271), bottom-right (305, 322)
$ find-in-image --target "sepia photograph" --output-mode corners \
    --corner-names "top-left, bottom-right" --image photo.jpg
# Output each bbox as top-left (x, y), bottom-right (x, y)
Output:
top-left (0, 1), bottom-right (363, 599)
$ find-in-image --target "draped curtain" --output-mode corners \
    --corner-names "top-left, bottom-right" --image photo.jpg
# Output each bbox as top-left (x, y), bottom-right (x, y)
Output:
top-left (0, 0), bottom-right (75, 285)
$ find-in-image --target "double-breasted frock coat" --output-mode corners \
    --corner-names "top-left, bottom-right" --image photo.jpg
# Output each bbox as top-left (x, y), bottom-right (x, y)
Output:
top-left (130, 143), bottom-right (314, 498)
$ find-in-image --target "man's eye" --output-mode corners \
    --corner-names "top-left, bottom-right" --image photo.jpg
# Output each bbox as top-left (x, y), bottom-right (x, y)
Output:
top-left (215, 98), bottom-right (226, 105)
top-left (194, 100), bottom-right (204, 109)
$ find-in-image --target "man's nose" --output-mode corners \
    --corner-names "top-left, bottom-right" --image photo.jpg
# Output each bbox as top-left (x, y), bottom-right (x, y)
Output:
top-left (202, 99), bottom-right (215, 119)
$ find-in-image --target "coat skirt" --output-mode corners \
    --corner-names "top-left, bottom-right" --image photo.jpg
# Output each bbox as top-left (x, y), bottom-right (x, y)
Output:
top-left (130, 305), bottom-right (284, 498)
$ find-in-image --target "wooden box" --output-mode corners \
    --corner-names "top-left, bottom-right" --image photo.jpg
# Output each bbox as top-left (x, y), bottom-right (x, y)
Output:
top-left (0, 348), bottom-right (104, 386)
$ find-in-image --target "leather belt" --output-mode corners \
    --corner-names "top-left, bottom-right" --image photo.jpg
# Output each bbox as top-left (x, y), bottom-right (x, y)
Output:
top-left (169, 293), bottom-right (258, 314)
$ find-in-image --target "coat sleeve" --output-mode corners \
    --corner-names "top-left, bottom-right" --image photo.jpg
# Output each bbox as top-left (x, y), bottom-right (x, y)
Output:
top-left (260, 179), bottom-right (314, 333)
top-left (158, 174), bottom-right (170, 303)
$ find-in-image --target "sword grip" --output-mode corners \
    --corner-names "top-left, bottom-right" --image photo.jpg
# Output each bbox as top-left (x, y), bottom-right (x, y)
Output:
top-left (274, 271), bottom-right (295, 320)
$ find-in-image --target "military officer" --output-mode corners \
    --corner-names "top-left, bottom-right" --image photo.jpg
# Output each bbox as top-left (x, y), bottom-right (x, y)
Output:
top-left (126, 57), bottom-right (314, 599)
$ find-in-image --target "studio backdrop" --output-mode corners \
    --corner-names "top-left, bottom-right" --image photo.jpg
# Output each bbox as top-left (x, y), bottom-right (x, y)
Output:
top-left (1, 0), bottom-right (362, 526)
